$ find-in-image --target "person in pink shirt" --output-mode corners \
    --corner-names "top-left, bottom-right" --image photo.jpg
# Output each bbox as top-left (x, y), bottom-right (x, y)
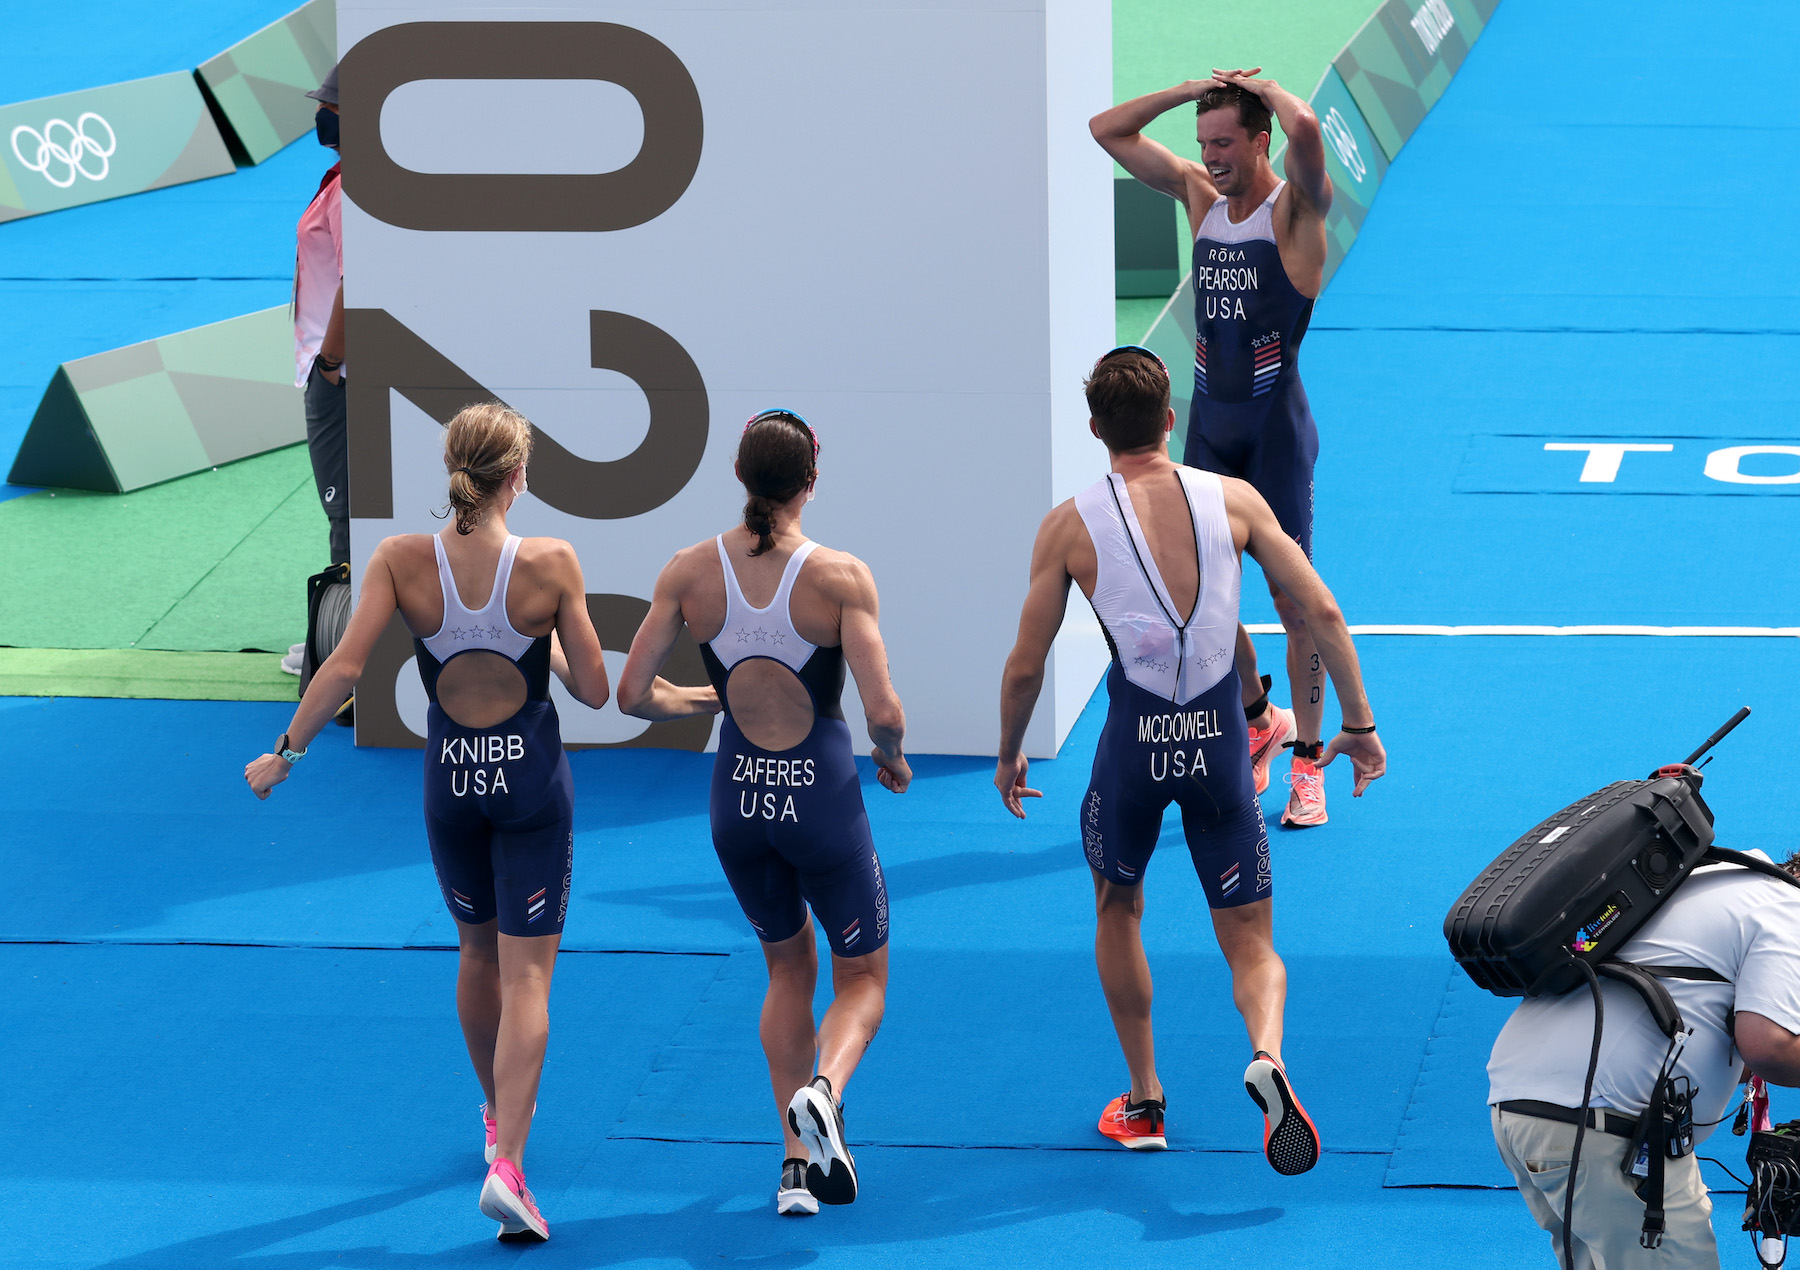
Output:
top-left (282, 65), bottom-right (349, 678)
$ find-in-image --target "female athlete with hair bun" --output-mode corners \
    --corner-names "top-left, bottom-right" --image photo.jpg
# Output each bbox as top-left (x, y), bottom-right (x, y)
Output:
top-left (619, 410), bottom-right (910, 1216)
top-left (244, 403), bottom-right (707, 1242)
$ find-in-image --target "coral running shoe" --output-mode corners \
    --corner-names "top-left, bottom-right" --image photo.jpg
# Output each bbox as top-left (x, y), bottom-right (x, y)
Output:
top-left (776, 1157), bottom-right (818, 1215)
top-left (479, 1157), bottom-right (549, 1242)
top-left (1097, 1092), bottom-right (1167, 1150)
top-left (788, 1076), bottom-right (858, 1205)
top-left (481, 1104), bottom-right (497, 1164)
top-left (1249, 705), bottom-right (1297, 796)
top-left (1280, 756), bottom-right (1327, 827)
top-left (1244, 1051), bottom-right (1320, 1175)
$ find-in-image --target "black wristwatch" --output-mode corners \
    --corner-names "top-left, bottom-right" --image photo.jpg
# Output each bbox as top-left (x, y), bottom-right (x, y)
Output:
top-left (277, 733), bottom-right (308, 764)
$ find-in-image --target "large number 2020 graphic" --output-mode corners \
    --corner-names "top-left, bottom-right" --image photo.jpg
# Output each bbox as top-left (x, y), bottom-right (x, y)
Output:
top-left (339, 22), bottom-right (714, 750)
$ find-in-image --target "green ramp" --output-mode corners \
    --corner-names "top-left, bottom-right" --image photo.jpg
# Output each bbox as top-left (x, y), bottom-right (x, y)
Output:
top-left (8, 306), bottom-right (305, 493)
top-left (198, 0), bottom-right (338, 166)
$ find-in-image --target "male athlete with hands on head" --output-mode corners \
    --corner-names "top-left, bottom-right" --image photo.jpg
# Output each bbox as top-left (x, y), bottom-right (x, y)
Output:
top-left (995, 346), bottom-right (1384, 1173)
top-left (1092, 66), bottom-right (1339, 827)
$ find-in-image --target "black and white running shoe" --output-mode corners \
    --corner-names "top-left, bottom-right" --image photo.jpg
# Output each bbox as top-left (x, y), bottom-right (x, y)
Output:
top-left (1244, 1050), bottom-right (1321, 1176)
top-left (776, 1157), bottom-right (818, 1215)
top-left (787, 1076), bottom-right (858, 1205)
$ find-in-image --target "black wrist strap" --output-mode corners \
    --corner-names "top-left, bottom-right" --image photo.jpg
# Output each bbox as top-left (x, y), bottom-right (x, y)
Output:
top-left (1340, 722), bottom-right (1377, 735)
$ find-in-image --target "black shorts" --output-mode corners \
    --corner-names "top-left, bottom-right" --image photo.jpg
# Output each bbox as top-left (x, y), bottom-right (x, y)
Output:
top-left (1186, 376), bottom-right (1319, 560)
top-left (709, 715), bottom-right (889, 958)
top-left (1082, 664), bottom-right (1272, 908)
top-left (423, 700), bottom-right (573, 937)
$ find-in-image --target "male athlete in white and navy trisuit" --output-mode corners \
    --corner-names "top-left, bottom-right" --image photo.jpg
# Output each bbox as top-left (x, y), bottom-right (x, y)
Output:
top-left (620, 411), bottom-right (909, 1216)
top-left (1092, 69), bottom-right (1339, 827)
top-left (996, 348), bottom-right (1385, 1172)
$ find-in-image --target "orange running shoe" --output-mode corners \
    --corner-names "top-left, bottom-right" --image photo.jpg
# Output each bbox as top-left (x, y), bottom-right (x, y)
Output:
top-left (1097, 1093), bottom-right (1167, 1150)
top-left (1248, 705), bottom-right (1297, 795)
top-left (1280, 756), bottom-right (1327, 827)
top-left (1244, 1051), bottom-right (1321, 1175)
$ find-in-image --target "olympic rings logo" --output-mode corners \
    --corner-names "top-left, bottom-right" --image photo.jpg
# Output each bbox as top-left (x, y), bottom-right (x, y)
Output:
top-left (1321, 107), bottom-right (1365, 184)
top-left (10, 113), bottom-right (116, 189)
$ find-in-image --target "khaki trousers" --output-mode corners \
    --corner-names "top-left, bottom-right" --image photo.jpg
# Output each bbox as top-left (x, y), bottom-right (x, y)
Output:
top-left (1491, 1107), bottom-right (1719, 1270)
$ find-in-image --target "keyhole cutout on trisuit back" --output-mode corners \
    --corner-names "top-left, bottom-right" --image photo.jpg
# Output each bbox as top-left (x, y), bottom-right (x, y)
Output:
top-left (726, 658), bottom-right (815, 752)
top-left (436, 650), bottom-right (528, 730)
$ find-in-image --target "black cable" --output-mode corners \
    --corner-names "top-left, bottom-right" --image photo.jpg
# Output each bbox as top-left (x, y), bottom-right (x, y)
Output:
top-left (1699, 1154), bottom-right (1750, 1188)
top-left (1565, 960), bottom-right (1605, 1270)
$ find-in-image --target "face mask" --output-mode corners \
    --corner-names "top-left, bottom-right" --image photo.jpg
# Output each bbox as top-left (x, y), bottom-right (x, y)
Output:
top-left (314, 106), bottom-right (339, 149)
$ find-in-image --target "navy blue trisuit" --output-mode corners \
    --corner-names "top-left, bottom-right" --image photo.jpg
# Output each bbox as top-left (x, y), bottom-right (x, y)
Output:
top-left (1075, 468), bottom-right (1272, 907)
top-left (416, 534), bottom-right (573, 937)
top-left (1186, 181), bottom-right (1320, 559)
top-left (701, 537), bottom-right (889, 958)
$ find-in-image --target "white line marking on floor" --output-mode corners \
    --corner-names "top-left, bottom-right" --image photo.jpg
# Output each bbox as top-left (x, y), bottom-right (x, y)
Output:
top-left (1243, 624), bottom-right (1800, 637)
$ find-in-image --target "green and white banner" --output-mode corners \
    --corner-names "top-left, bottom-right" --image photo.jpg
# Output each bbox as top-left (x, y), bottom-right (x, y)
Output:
top-left (1335, 0), bottom-right (1501, 162)
top-left (199, 0), bottom-right (337, 165)
top-left (0, 73), bottom-right (235, 222)
top-left (1311, 65), bottom-right (1391, 288)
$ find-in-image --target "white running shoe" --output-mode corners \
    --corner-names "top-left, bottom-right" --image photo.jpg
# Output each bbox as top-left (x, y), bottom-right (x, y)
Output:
top-left (279, 642), bottom-right (305, 676)
top-left (787, 1076), bottom-right (858, 1205)
top-left (1281, 757), bottom-right (1327, 827)
top-left (776, 1158), bottom-right (818, 1215)
top-left (1248, 705), bottom-right (1297, 796)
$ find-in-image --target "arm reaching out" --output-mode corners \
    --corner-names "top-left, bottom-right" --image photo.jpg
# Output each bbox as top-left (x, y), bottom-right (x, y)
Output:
top-left (1227, 480), bottom-right (1385, 794)
top-left (244, 539), bottom-right (401, 798)
top-left (835, 556), bottom-right (910, 794)
top-left (994, 504), bottom-right (1081, 817)
top-left (616, 551), bottom-right (723, 723)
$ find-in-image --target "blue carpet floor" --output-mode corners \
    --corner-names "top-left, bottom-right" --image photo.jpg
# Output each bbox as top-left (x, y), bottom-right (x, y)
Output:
top-left (5, 0), bottom-right (1800, 1264)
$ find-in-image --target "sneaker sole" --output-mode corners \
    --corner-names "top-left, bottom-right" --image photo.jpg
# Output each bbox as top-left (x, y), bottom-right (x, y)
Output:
top-left (1102, 1132), bottom-right (1167, 1151)
top-left (1245, 1059), bottom-right (1321, 1176)
top-left (479, 1175), bottom-right (549, 1242)
top-left (1279, 808), bottom-right (1327, 828)
top-left (787, 1087), bottom-right (858, 1205)
top-left (777, 1186), bottom-right (820, 1216)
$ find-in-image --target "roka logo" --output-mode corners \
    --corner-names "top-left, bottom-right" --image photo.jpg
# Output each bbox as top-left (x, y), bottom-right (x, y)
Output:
top-left (1321, 107), bottom-right (1365, 183)
top-left (11, 113), bottom-right (116, 188)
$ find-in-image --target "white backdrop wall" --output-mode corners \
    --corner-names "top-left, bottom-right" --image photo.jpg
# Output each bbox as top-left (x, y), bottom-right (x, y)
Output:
top-left (340, 0), bottom-right (1114, 757)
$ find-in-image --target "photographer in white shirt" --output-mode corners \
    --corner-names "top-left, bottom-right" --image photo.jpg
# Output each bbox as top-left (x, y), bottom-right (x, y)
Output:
top-left (1486, 850), bottom-right (1800, 1268)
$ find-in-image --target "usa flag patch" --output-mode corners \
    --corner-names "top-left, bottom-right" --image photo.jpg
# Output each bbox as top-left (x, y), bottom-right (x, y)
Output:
top-left (527, 888), bottom-right (547, 924)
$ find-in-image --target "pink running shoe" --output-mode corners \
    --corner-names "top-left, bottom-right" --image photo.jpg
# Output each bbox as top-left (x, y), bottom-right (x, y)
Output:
top-left (479, 1157), bottom-right (549, 1242)
top-left (1248, 704), bottom-right (1297, 796)
top-left (1281, 757), bottom-right (1327, 827)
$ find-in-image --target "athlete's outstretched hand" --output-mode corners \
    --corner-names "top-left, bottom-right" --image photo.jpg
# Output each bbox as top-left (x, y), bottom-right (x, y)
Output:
top-left (245, 752), bottom-right (292, 800)
top-left (872, 746), bottom-right (911, 794)
top-left (994, 753), bottom-right (1042, 819)
top-left (1319, 729), bottom-right (1386, 796)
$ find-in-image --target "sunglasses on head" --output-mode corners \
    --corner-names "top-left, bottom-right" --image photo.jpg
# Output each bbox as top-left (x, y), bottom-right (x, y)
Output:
top-left (1092, 344), bottom-right (1169, 375)
top-left (743, 408), bottom-right (820, 462)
